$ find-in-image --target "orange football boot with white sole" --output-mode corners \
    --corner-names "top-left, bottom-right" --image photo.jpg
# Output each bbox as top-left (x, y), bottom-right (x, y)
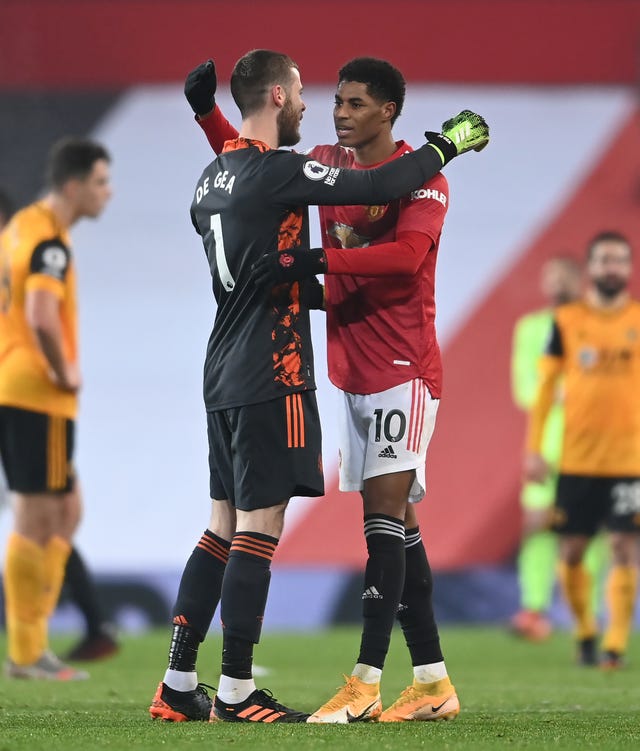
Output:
top-left (308, 675), bottom-right (382, 724)
top-left (378, 676), bottom-right (459, 722)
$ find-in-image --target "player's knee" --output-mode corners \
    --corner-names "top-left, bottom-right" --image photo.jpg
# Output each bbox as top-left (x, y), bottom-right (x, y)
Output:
top-left (608, 533), bottom-right (636, 565)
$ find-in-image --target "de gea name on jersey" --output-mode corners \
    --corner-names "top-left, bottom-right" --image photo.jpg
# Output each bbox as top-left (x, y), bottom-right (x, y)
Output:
top-left (195, 170), bottom-right (236, 203)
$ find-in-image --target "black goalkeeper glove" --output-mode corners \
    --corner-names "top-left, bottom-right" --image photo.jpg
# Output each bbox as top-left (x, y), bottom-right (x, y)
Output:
top-left (300, 276), bottom-right (325, 310)
top-left (251, 249), bottom-right (327, 288)
top-left (425, 110), bottom-right (490, 165)
top-left (184, 59), bottom-right (217, 117)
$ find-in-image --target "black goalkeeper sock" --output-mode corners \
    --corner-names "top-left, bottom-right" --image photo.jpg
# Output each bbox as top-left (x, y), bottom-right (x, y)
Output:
top-left (168, 529), bottom-right (230, 672)
top-left (357, 514), bottom-right (406, 670)
top-left (63, 546), bottom-right (105, 637)
top-left (172, 529), bottom-right (230, 639)
top-left (220, 531), bottom-right (278, 679)
top-left (398, 527), bottom-right (443, 666)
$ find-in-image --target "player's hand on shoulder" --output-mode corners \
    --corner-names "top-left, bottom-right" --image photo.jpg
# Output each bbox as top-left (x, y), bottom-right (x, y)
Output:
top-left (184, 59), bottom-right (217, 118)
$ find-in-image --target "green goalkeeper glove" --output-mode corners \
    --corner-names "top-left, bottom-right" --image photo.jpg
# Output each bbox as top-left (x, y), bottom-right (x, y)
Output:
top-left (425, 110), bottom-right (489, 164)
top-left (442, 110), bottom-right (490, 153)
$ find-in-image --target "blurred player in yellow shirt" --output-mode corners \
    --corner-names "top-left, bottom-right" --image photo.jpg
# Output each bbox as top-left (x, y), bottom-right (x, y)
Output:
top-left (511, 257), bottom-right (606, 641)
top-left (0, 138), bottom-right (111, 679)
top-left (525, 231), bottom-right (640, 668)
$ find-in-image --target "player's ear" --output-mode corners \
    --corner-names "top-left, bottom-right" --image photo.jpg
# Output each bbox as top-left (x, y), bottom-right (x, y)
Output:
top-left (381, 101), bottom-right (396, 124)
top-left (61, 177), bottom-right (81, 204)
top-left (271, 84), bottom-right (286, 109)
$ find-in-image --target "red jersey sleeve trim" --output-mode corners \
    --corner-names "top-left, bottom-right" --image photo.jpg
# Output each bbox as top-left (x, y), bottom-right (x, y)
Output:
top-left (197, 105), bottom-right (239, 155)
top-left (324, 230), bottom-right (433, 277)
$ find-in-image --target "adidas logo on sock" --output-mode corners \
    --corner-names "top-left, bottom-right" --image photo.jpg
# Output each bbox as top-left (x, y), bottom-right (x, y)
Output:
top-left (362, 586), bottom-right (383, 600)
top-left (378, 445), bottom-right (397, 459)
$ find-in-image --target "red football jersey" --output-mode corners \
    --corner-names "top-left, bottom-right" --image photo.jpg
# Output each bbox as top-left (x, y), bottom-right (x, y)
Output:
top-left (310, 141), bottom-right (448, 397)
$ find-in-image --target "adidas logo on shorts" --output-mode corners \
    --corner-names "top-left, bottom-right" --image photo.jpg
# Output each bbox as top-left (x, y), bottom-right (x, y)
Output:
top-left (362, 586), bottom-right (383, 600)
top-left (378, 445), bottom-right (397, 459)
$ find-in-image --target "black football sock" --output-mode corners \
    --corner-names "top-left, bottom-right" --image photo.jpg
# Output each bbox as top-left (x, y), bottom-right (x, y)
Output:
top-left (398, 527), bottom-right (443, 665)
top-left (220, 531), bottom-right (277, 679)
top-left (357, 514), bottom-right (406, 670)
top-left (63, 546), bottom-right (105, 638)
top-left (168, 529), bottom-right (230, 672)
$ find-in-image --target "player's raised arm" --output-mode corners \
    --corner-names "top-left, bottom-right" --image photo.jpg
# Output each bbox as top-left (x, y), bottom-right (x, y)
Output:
top-left (185, 59), bottom-right (489, 178)
top-left (267, 111), bottom-right (488, 210)
top-left (185, 59), bottom-right (217, 120)
top-left (250, 114), bottom-right (486, 287)
top-left (185, 60), bottom-right (240, 153)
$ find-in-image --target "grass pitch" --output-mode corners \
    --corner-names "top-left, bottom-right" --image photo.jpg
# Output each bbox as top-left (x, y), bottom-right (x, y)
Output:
top-left (0, 626), bottom-right (638, 750)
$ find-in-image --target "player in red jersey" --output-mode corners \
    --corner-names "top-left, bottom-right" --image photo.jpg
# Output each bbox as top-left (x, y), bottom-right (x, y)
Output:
top-left (181, 57), bottom-right (487, 723)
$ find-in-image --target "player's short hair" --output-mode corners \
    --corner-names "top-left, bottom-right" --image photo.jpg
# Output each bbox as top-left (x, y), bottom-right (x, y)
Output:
top-left (46, 138), bottom-right (111, 190)
top-left (231, 49), bottom-right (299, 118)
top-left (546, 255), bottom-right (581, 273)
top-left (587, 230), bottom-right (632, 259)
top-left (0, 187), bottom-right (15, 227)
top-left (337, 57), bottom-right (406, 125)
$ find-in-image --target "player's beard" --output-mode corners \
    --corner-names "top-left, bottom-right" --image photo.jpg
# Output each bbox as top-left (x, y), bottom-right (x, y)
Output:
top-left (593, 275), bottom-right (628, 299)
top-left (277, 98), bottom-right (301, 148)
top-left (551, 290), bottom-right (574, 306)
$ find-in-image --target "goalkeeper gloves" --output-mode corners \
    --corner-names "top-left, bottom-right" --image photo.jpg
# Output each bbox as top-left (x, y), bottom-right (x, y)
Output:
top-left (425, 110), bottom-right (489, 165)
top-left (251, 249), bottom-right (327, 288)
top-left (300, 277), bottom-right (325, 310)
top-left (184, 59), bottom-right (217, 117)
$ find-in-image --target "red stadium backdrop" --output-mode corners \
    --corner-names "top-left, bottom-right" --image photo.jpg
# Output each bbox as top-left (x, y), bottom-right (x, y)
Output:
top-left (1, 0), bottom-right (640, 87)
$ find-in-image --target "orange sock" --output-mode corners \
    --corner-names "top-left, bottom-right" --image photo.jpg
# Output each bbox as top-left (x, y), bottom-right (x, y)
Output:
top-left (557, 561), bottom-right (597, 640)
top-left (42, 535), bottom-right (72, 617)
top-left (602, 565), bottom-right (638, 654)
top-left (3, 533), bottom-right (47, 665)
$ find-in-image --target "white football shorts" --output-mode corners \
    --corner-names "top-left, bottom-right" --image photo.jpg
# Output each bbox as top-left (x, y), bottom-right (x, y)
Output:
top-left (338, 378), bottom-right (439, 503)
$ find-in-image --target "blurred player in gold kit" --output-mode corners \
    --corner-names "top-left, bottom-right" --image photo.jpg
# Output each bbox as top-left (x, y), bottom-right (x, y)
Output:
top-left (511, 257), bottom-right (606, 641)
top-left (525, 231), bottom-right (640, 668)
top-left (0, 139), bottom-right (113, 678)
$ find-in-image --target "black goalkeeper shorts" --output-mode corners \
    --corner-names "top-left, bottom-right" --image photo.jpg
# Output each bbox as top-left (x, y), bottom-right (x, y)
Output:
top-left (207, 391), bottom-right (324, 510)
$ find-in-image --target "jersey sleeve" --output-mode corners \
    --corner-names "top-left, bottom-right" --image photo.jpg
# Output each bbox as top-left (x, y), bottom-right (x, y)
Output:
top-left (24, 239), bottom-right (70, 298)
top-left (526, 353), bottom-right (564, 453)
top-left (198, 105), bottom-right (240, 154)
top-left (320, 159), bottom-right (445, 276)
top-left (544, 319), bottom-right (564, 356)
top-left (325, 230), bottom-right (432, 276)
top-left (511, 316), bottom-right (539, 410)
top-left (396, 173), bottom-right (449, 244)
top-left (265, 146), bottom-right (444, 208)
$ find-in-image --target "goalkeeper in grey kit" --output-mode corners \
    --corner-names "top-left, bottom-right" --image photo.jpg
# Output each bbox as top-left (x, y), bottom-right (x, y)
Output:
top-left (150, 48), bottom-right (489, 724)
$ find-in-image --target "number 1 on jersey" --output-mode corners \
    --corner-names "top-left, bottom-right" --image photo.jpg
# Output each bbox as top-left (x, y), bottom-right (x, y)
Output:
top-left (210, 214), bottom-right (235, 292)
